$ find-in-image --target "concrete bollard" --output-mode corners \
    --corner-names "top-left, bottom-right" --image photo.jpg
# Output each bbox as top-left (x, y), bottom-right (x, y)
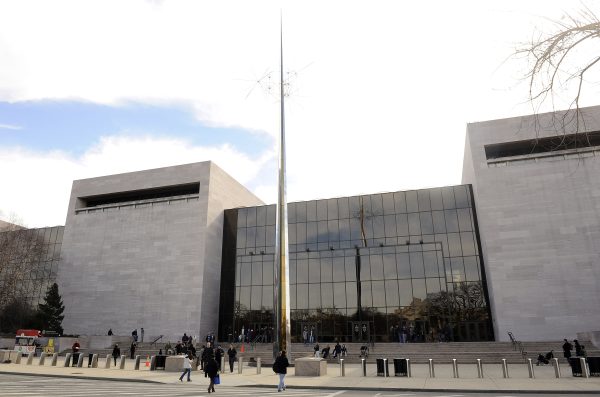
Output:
top-left (77, 353), bottom-right (84, 368)
top-left (428, 358), bottom-right (435, 378)
top-left (26, 352), bottom-right (34, 365)
top-left (91, 354), bottom-right (98, 368)
top-left (256, 358), bottom-right (261, 374)
top-left (15, 353), bottom-right (22, 364)
top-left (527, 358), bottom-right (535, 379)
top-left (64, 353), bottom-right (72, 367)
top-left (552, 358), bottom-right (561, 378)
top-left (51, 353), bottom-right (58, 366)
top-left (580, 357), bottom-right (589, 378)
top-left (361, 358), bottom-right (366, 376)
top-left (221, 357), bottom-right (226, 374)
top-left (477, 359), bottom-right (484, 378)
top-left (452, 358), bottom-right (459, 378)
top-left (38, 352), bottom-right (46, 366)
top-left (119, 355), bottom-right (126, 369)
top-left (238, 357), bottom-right (243, 374)
top-left (384, 358), bottom-right (389, 377)
top-left (339, 358), bottom-right (345, 376)
top-left (502, 359), bottom-right (509, 378)
top-left (150, 355), bottom-right (156, 371)
top-left (104, 354), bottom-right (111, 369)
top-left (406, 358), bottom-right (411, 378)
top-left (134, 355), bottom-right (141, 370)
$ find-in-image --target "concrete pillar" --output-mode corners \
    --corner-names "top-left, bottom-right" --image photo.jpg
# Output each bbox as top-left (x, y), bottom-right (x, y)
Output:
top-left (361, 358), bottom-right (366, 376)
top-left (91, 354), bottom-right (98, 368)
top-left (339, 359), bottom-right (345, 376)
top-left (38, 352), bottom-right (46, 366)
top-left (134, 355), bottom-right (141, 370)
top-left (428, 358), bottom-right (435, 378)
top-left (51, 353), bottom-right (58, 366)
top-left (221, 357), bottom-right (226, 373)
top-left (238, 357), bottom-right (243, 374)
top-left (15, 353), bottom-right (22, 364)
top-left (104, 354), bottom-right (111, 369)
top-left (581, 357), bottom-right (589, 378)
top-left (26, 352), bottom-right (34, 365)
top-left (552, 358), bottom-right (561, 378)
top-left (119, 355), bottom-right (126, 369)
top-left (527, 358), bottom-right (535, 379)
top-left (477, 359), bottom-right (483, 378)
top-left (63, 353), bottom-right (72, 367)
top-left (452, 358), bottom-right (459, 378)
top-left (383, 358), bottom-right (389, 377)
top-left (256, 357), bottom-right (261, 374)
top-left (76, 353), bottom-right (84, 368)
top-left (502, 359), bottom-right (509, 378)
top-left (150, 356), bottom-right (156, 371)
top-left (406, 358), bottom-right (411, 378)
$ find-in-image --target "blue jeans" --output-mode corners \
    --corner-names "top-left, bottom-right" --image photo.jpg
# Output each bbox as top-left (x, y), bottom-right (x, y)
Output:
top-left (278, 373), bottom-right (286, 391)
top-left (179, 368), bottom-right (191, 381)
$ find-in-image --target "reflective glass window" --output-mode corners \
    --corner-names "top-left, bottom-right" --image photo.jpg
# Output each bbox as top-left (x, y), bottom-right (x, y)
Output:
top-left (321, 283), bottom-right (333, 307)
top-left (240, 260), bottom-right (251, 286)
top-left (337, 197), bottom-right (349, 219)
top-left (454, 185), bottom-right (469, 208)
top-left (297, 284), bottom-right (308, 309)
top-left (464, 256), bottom-right (480, 281)
top-left (346, 282), bottom-right (357, 308)
top-left (383, 253), bottom-right (397, 279)
top-left (339, 219), bottom-right (350, 241)
top-left (321, 256), bottom-right (333, 282)
top-left (442, 187), bottom-right (456, 209)
top-left (290, 284), bottom-right (296, 309)
top-left (447, 233), bottom-right (463, 256)
top-left (237, 228), bottom-right (246, 248)
top-left (247, 207), bottom-right (257, 227)
top-left (429, 188), bottom-right (444, 210)
top-left (255, 226), bottom-right (266, 247)
top-left (317, 221), bottom-right (328, 242)
top-left (372, 216), bottom-right (385, 238)
top-left (394, 191), bottom-right (407, 213)
top-left (406, 191), bottom-right (418, 212)
top-left (295, 201), bottom-right (307, 222)
top-left (420, 212), bottom-right (434, 234)
top-left (333, 282), bottom-right (346, 308)
top-left (397, 252), bottom-right (411, 278)
top-left (412, 278), bottom-right (427, 301)
top-left (457, 208), bottom-right (473, 231)
top-left (251, 258), bottom-right (263, 285)
top-left (266, 225), bottom-right (275, 247)
top-left (296, 223), bottom-right (307, 245)
top-left (384, 279), bottom-right (399, 307)
top-left (238, 208), bottom-right (247, 227)
top-left (444, 210), bottom-right (459, 233)
top-left (371, 194), bottom-right (383, 215)
top-left (423, 251), bottom-right (439, 277)
top-left (361, 281), bottom-right (372, 307)
top-left (267, 205), bottom-right (276, 225)
top-left (306, 222), bottom-right (318, 244)
top-left (345, 256), bottom-right (357, 281)
top-left (384, 215), bottom-right (396, 237)
top-left (426, 278), bottom-right (441, 295)
top-left (306, 201), bottom-right (317, 222)
top-left (350, 218), bottom-right (362, 242)
top-left (370, 254), bottom-right (384, 280)
top-left (333, 256), bottom-right (345, 282)
top-left (327, 199), bottom-right (338, 220)
top-left (297, 258), bottom-right (308, 283)
top-left (451, 257), bottom-right (465, 282)
top-left (251, 286), bottom-right (262, 309)
top-left (410, 251), bottom-right (425, 278)
top-left (372, 281), bottom-right (385, 306)
top-left (432, 211), bottom-right (446, 234)
top-left (396, 214), bottom-right (408, 236)
top-left (417, 190), bottom-right (431, 211)
top-left (289, 259), bottom-right (297, 284)
top-left (359, 254), bottom-right (371, 280)
top-left (240, 286), bottom-right (251, 310)
top-left (408, 213), bottom-right (421, 235)
top-left (317, 200), bottom-right (327, 221)
top-left (309, 257), bottom-right (320, 283)
top-left (256, 206), bottom-right (267, 226)
top-left (398, 279), bottom-right (412, 306)
top-left (309, 284), bottom-right (321, 308)
top-left (382, 193), bottom-right (395, 214)
top-left (246, 227), bottom-right (256, 248)
top-left (461, 232), bottom-right (476, 256)
top-left (262, 286), bottom-right (273, 309)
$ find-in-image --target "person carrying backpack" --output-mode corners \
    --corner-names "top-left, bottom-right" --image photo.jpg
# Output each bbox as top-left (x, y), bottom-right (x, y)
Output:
top-left (272, 350), bottom-right (289, 392)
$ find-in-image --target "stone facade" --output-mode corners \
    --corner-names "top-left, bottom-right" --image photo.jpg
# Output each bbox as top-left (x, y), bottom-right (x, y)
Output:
top-left (462, 105), bottom-right (600, 341)
top-left (58, 162), bottom-right (263, 341)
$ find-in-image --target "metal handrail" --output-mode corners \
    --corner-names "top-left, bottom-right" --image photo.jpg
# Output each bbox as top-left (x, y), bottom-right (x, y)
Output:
top-left (151, 335), bottom-right (163, 346)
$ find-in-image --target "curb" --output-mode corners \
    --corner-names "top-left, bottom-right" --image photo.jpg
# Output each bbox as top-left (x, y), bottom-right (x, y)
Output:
top-left (0, 370), bottom-right (163, 384)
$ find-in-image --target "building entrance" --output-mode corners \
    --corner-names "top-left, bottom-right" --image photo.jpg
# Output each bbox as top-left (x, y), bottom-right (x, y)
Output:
top-left (298, 322), bottom-right (319, 344)
top-left (350, 321), bottom-right (370, 343)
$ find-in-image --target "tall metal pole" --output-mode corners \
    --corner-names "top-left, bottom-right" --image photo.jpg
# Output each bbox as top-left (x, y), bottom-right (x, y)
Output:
top-left (273, 13), bottom-right (291, 360)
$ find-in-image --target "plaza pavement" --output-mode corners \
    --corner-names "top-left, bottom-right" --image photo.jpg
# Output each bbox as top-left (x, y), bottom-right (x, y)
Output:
top-left (1, 357), bottom-right (600, 393)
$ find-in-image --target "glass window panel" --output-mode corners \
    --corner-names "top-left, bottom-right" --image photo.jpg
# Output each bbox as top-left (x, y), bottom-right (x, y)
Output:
top-left (432, 211), bottom-right (446, 234)
top-left (295, 201), bottom-right (307, 222)
top-left (333, 256), bottom-right (345, 282)
top-left (444, 210), bottom-right (459, 232)
top-left (309, 258), bottom-right (320, 283)
top-left (289, 259), bottom-right (296, 285)
top-left (464, 256), bottom-right (480, 281)
top-left (359, 254), bottom-right (371, 280)
top-left (361, 281), bottom-right (372, 307)
top-left (370, 254), bottom-right (384, 280)
top-left (398, 280), bottom-right (413, 306)
top-left (240, 286), bottom-right (251, 310)
top-left (372, 281), bottom-right (385, 306)
top-left (348, 196), bottom-right (360, 219)
top-left (309, 284), bottom-right (321, 309)
top-left (255, 226), bottom-right (266, 247)
top-left (327, 199), bottom-right (338, 220)
top-left (297, 258), bottom-right (308, 283)
top-left (290, 284), bottom-right (297, 309)
top-left (267, 205), bottom-right (276, 225)
top-left (451, 257), bottom-right (465, 282)
top-left (412, 279), bottom-right (427, 301)
top-left (317, 200), bottom-right (327, 221)
top-left (350, 218), bottom-right (362, 241)
top-left (381, 193), bottom-right (395, 214)
top-left (396, 214), bottom-right (408, 236)
top-left (360, 196), bottom-right (372, 216)
top-left (423, 251), bottom-right (439, 277)
top-left (372, 216), bottom-right (385, 238)
top-left (384, 279), bottom-right (399, 307)
top-left (266, 225), bottom-right (275, 247)
top-left (371, 194), bottom-right (383, 215)
top-left (406, 191), bottom-right (418, 212)
top-left (251, 286), bottom-right (262, 309)
top-left (394, 191), bottom-right (407, 213)
top-left (237, 228), bottom-right (246, 248)
top-left (296, 223), bottom-right (307, 245)
top-left (306, 201), bottom-right (317, 222)
top-left (321, 256), bottom-right (333, 282)
top-left (317, 221), bottom-right (328, 242)
top-left (430, 188), bottom-right (444, 210)
top-left (246, 227), bottom-right (256, 248)
top-left (460, 232), bottom-right (476, 256)
top-left (262, 286), bottom-right (273, 309)
top-left (346, 282), bottom-right (357, 308)
top-left (333, 282), bottom-right (346, 308)
top-left (408, 213), bottom-right (421, 235)
top-left (442, 187), bottom-right (456, 209)
top-left (321, 283), bottom-right (334, 308)
top-left (306, 222), bottom-right (318, 244)
top-left (447, 233), bottom-right (463, 256)
top-left (252, 258), bottom-right (263, 285)
top-left (420, 212), bottom-right (433, 234)
top-left (246, 207), bottom-right (257, 227)
top-left (383, 215), bottom-right (396, 237)
top-left (383, 253), bottom-right (397, 279)
top-left (338, 197), bottom-right (349, 219)
top-left (426, 278), bottom-right (441, 296)
top-left (256, 206), bottom-right (267, 226)
top-left (457, 208), bottom-right (473, 231)
top-left (288, 203), bottom-right (297, 223)
top-left (410, 251), bottom-right (425, 278)
top-left (454, 185), bottom-right (469, 208)
top-left (297, 284), bottom-right (308, 309)
top-left (339, 219), bottom-right (350, 241)
top-left (240, 260), bottom-right (252, 286)
top-left (397, 252), bottom-right (411, 278)
top-left (417, 190), bottom-right (431, 211)
top-left (237, 208), bottom-right (247, 227)
top-left (345, 256), bottom-right (357, 281)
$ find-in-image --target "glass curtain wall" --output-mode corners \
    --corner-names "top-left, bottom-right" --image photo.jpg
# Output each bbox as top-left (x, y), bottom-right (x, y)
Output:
top-left (219, 185), bottom-right (493, 343)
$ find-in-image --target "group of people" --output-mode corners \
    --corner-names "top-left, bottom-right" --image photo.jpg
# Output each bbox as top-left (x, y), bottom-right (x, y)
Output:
top-left (238, 326), bottom-right (274, 343)
top-left (313, 342), bottom-right (347, 359)
top-left (562, 339), bottom-right (587, 359)
top-left (177, 341), bottom-right (240, 393)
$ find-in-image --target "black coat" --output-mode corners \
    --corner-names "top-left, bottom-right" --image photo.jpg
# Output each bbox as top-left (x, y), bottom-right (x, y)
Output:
top-left (227, 348), bottom-right (237, 360)
top-left (205, 358), bottom-right (219, 378)
top-left (112, 346), bottom-right (120, 358)
top-left (273, 356), bottom-right (289, 374)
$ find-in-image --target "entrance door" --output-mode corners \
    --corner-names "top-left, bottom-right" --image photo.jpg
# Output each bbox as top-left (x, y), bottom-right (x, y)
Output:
top-left (350, 321), bottom-right (370, 343)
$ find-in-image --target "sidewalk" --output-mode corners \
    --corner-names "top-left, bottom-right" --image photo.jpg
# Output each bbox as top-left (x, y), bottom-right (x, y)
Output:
top-left (2, 357), bottom-right (600, 393)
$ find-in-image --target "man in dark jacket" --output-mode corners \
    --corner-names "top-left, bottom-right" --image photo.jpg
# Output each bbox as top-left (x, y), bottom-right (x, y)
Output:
top-left (130, 342), bottom-right (136, 359)
top-left (112, 344), bottom-right (121, 366)
top-left (273, 350), bottom-right (289, 392)
top-left (227, 344), bottom-right (237, 373)
top-left (215, 345), bottom-right (224, 371)
top-left (204, 353), bottom-right (218, 394)
top-left (202, 343), bottom-right (214, 377)
top-left (563, 339), bottom-right (573, 358)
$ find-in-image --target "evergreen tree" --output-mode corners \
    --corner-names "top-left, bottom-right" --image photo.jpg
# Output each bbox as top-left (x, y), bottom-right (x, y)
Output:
top-left (37, 283), bottom-right (64, 335)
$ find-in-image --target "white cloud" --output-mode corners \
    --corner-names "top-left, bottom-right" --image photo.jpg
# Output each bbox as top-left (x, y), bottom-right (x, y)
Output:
top-left (0, 123), bottom-right (22, 130)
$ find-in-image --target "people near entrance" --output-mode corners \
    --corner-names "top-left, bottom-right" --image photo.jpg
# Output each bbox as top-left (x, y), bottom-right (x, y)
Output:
top-left (227, 344), bottom-right (237, 373)
top-left (215, 344), bottom-right (224, 371)
top-left (132, 329), bottom-right (138, 342)
top-left (574, 339), bottom-right (583, 357)
top-left (563, 339), bottom-right (573, 358)
top-left (112, 344), bottom-right (120, 366)
top-left (178, 352), bottom-right (193, 383)
top-left (204, 352), bottom-right (219, 393)
top-left (309, 326), bottom-right (315, 344)
top-left (107, 328), bottom-right (113, 336)
top-left (302, 327), bottom-right (308, 345)
top-left (164, 341), bottom-right (172, 355)
top-left (333, 342), bottom-right (342, 359)
top-left (341, 344), bottom-right (347, 357)
top-left (272, 350), bottom-right (289, 392)
top-left (321, 345), bottom-right (331, 359)
top-left (313, 343), bottom-right (320, 357)
top-left (202, 342), bottom-right (215, 377)
top-left (72, 340), bottom-right (80, 353)
top-left (175, 341), bottom-right (183, 355)
top-left (130, 342), bottom-right (136, 359)
top-left (182, 333), bottom-right (189, 344)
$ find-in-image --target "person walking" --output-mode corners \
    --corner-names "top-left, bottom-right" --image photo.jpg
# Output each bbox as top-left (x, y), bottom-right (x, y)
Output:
top-left (112, 344), bottom-right (121, 366)
top-left (204, 353), bottom-right (219, 393)
top-left (130, 342), bottom-right (136, 359)
top-left (562, 339), bottom-right (573, 359)
top-left (574, 340), bottom-right (583, 357)
top-left (178, 352), bottom-right (193, 382)
top-left (272, 350), bottom-right (289, 392)
top-left (227, 344), bottom-right (237, 373)
top-left (215, 345), bottom-right (223, 371)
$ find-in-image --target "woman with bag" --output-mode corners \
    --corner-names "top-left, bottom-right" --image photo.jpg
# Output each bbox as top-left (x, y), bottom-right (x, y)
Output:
top-left (204, 353), bottom-right (219, 393)
top-left (273, 350), bottom-right (289, 392)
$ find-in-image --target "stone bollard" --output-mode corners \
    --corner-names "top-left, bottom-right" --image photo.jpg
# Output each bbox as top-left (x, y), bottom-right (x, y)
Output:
top-left (134, 355), bottom-right (141, 370)
top-left (150, 356), bottom-right (156, 371)
top-left (26, 352), bottom-right (34, 365)
top-left (406, 358), bottom-right (411, 378)
top-left (428, 358), bottom-right (435, 378)
top-left (383, 358), bottom-right (389, 377)
top-left (361, 358), bottom-right (366, 377)
top-left (119, 355), bottom-right (126, 369)
top-left (452, 358), bottom-right (459, 378)
top-left (15, 353), bottom-right (22, 364)
top-left (51, 353), bottom-right (58, 366)
top-left (104, 354), bottom-right (111, 369)
top-left (256, 358), bottom-right (261, 374)
top-left (502, 359), bottom-right (509, 378)
top-left (238, 357), bottom-right (243, 374)
top-left (477, 359), bottom-right (484, 378)
top-left (38, 352), bottom-right (46, 366)
top-left (580, 357), bottom-right (589, 378)
top-left (527, 358), bottom-right (535, 379)
top-left (77, 353), bottom-right (84, 368)
top-left (91, 354), bottom-right (98, 368)
top-left (221, 357), bottom-right (226, 374)
top-left (552, 358), bottom-right (561, 378)
top-left (64, 353), bottom-right (72, 367)
top-left (339, 359), bottom-right (345, 376)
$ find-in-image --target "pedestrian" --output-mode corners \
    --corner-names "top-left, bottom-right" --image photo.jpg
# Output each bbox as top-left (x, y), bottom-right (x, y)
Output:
top-left (341, 344), bottom-right (347, 357)
top-left (132, 329), bottom-right (138, 342)
top-left (333, 342), bottom-right (341, 359)
top-left (574, 340), bottom-right (583, 357)
top-left (205, 353), bottom-right (219, 393)
top-left (141, 327), bottom-right (145, 343)
top-left (130, 342), bottom-right (136, 359)
top-left (562, 339), bottom-right (573, 358)
top-left (178, 352), bottom-right (193, 382)
top-left (107, 328), bottom-right (113, 336)
top-left (215, 344), bottom-right (223, 371)
top-left (272, 350), bottom-right (289, 392)
top-left (313, 343), bottom-right (320, 357)
top-left (227, 344), bottom-right (237, 373)
top-left (202, 342), bottom-right (214, 377)
top-left (112, 344), bottom-right (121, 366)
top-left (302, 327), bottom-right (308, 345)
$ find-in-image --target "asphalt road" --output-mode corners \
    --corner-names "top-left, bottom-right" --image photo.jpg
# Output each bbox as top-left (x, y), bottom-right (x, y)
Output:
top-left (0, 374), bottom-right (594, 397)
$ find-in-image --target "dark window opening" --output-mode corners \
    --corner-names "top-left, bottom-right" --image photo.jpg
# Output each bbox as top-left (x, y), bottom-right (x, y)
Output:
top-left (79, 183), bottom-right (200, 208)
top-left (484, 131), bottom-right (600, 160)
